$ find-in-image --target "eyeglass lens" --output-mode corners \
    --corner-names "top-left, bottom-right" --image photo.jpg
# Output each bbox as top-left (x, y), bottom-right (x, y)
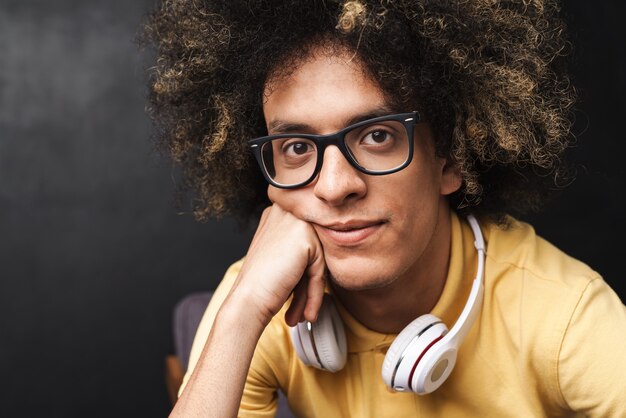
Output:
top-left (260, 119), bottom-right (410, 187)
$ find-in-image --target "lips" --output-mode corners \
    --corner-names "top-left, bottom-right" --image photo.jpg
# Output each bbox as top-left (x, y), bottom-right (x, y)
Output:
top-left (315, 220), bottom-right (385, 246)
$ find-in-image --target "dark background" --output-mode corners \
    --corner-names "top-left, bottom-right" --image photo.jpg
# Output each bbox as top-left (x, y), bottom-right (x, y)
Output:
top-left (0, 1), bottom-right (623, 417)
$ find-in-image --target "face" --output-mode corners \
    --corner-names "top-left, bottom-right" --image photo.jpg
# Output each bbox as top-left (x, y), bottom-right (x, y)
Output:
top-left (263, 49), bottom-right (461, 291)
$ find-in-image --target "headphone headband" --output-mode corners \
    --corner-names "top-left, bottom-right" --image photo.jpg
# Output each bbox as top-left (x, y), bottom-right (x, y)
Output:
top-left (444, 214), bottom-right (485, 345)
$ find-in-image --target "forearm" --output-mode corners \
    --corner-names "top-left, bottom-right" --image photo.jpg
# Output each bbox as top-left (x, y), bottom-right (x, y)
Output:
top-left (171, 205), bottom-right (326, 417)
top-left (171, 288), bottom-right (266, 418)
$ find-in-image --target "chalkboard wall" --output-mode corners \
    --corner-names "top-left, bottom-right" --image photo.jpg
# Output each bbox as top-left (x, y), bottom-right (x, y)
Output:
top-left (0, 1), bottom-right (623, 417)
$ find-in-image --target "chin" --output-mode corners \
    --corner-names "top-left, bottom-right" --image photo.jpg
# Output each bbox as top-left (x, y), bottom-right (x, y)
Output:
top-left (326, 258), bottom-right (401, 292)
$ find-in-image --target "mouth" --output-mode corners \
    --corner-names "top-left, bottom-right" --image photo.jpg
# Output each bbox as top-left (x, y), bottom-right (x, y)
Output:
top-left (315, 220), bottom-right (386, 246)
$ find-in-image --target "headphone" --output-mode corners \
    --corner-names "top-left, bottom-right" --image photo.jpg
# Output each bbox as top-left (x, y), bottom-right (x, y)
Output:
top-left (289, 215), bottom-right (486, 394)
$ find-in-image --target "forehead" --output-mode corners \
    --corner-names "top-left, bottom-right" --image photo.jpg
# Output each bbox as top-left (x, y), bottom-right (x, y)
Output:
top-left (262, 49), bottom-right (392, 133)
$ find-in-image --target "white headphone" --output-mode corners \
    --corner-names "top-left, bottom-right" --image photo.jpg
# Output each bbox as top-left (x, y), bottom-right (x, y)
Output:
top-left (289, 215), bottom-right (486, 394)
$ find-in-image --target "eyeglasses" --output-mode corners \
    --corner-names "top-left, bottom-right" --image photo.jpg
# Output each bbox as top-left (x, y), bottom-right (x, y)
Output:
top-left (249, 112), bottom-right (420, 189)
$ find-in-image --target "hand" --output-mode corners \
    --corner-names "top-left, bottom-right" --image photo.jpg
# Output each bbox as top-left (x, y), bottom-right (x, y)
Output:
top-left (232, 204), bottom-right (326, 327)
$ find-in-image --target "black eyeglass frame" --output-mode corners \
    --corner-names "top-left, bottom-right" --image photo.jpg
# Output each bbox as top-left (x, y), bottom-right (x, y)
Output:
top-left (248, 111), bottom-right (421, 189)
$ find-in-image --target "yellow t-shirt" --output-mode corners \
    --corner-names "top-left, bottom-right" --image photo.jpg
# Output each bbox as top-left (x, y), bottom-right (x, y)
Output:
top-left (183, 212), bottom-right (626, 417)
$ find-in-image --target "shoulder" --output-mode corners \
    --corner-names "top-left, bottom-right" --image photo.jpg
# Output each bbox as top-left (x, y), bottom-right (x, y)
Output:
top-left (484, 217), bottom-right (601, 290)
top-left (480, 217), bottom-right (604, 356)
top-left (479, 217), bottom-right (626, 414)
top-left (480, 217), bottom-right (602, 339)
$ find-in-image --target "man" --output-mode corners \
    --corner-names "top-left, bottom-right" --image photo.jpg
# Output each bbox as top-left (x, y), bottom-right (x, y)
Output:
top-left (144, 1), bottom-right (626, 416)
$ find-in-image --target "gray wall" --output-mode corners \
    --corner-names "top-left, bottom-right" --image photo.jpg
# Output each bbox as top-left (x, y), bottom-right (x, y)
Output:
top-left (0, 1), bottom-right (623, 417)
top-left (0, 1), bottom-right (253, 416)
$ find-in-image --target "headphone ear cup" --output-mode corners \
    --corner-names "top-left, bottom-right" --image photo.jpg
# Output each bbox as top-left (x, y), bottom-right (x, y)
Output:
top-left (312, 295), bottom-right (347, 371)
top-left (290, 321), bottom-right (317, 368)
top-left (289, 294), bottom-right (347, 372)
top-left (411, 339), bottom-right (458, 394)
top-left (381, 314), bottom-right (448, 392)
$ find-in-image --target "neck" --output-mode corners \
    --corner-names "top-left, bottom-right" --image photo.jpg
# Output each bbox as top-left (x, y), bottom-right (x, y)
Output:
top-left (331, 206), bottom-right (453, 334)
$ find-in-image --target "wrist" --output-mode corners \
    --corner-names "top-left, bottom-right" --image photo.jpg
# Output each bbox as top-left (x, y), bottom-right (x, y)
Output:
top-left (218, 282), bottom-right (277, 331)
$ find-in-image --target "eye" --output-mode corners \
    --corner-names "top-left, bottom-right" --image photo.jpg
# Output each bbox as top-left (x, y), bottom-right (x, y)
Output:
top-left (284, 141), bottom-right (313, 155)
top-left (361, 129), bottom-right (394, 146)
top-left (279, 139), bottom-right (316, 159)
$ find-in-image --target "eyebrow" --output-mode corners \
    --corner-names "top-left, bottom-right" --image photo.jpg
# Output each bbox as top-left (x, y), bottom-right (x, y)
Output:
top-left (267, 105), bottom-right (396, 134)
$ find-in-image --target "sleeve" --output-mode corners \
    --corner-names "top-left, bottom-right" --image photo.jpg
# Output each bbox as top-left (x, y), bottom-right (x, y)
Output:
top-left (178, 259), bottom-right (284, 417)
top-left (557, 277), bottom-right (626, 416)
top-left (239, 319), bottom-right (290, 417)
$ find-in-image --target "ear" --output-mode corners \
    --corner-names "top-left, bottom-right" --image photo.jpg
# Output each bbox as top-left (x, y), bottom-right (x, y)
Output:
top-left (439, 159), bottom-right (462, 196)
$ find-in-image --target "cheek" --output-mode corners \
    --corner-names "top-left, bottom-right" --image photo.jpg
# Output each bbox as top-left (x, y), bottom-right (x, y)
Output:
top-left (396, 156), bottom-right (440, 200)
top-left (382, 162), bottom-right (444, 233)
top-left (267, 186), bottom-right (308, 216)
top-left (266, 185), bottom-right (278, 203)
top-left (267, 185), bottom-right (287, 206)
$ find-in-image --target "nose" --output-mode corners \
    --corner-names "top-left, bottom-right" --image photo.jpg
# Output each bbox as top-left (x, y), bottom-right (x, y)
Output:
top-left (313, 146), bottom-right (367, 206)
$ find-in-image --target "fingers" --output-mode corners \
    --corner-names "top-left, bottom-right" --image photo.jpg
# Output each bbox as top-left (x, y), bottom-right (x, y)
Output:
top-left (303, 249), bottom-right (326, 323)
top-left (247, 206), bottom-right (273, 252)
top-left (284, 232), bottom-right (327, 326)
top-left (258, 204), bottom-right (274, 229)
top-left (285, 278), bottom-right (308, 327)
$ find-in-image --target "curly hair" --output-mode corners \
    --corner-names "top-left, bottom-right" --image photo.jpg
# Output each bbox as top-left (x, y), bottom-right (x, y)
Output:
top-left (142, 0), bottom-right (576, 223)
